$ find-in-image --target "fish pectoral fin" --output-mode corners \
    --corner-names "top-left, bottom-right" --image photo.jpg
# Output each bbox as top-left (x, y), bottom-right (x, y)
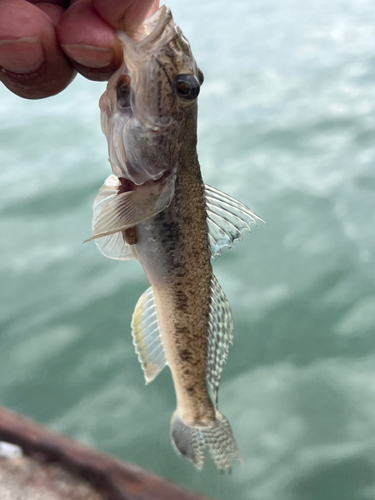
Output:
top-left (207, 274), bottom-right (234, 407)
top-left (205, 184), bottom-right (264, 259)
top-left (86, 172), bottom-right (176, 242)
top-left (131, 286), bottom-right (167, 384)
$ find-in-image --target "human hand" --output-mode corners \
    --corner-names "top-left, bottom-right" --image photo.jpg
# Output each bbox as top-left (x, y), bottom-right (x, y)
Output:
top-left (0, 0), bottom-right (159, 99)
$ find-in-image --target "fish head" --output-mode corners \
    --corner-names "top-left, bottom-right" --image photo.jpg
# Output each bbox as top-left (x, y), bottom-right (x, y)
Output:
top-left (100, 5), bottom-right (203, 185)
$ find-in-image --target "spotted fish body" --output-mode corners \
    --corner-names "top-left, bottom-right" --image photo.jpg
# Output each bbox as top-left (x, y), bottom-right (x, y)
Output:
top-left (88, 6), bottom-right (261, 473)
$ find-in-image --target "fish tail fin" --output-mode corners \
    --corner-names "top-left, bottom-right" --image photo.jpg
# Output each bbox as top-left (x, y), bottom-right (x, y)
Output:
top-left (170, 410), bottom-right (240, 473)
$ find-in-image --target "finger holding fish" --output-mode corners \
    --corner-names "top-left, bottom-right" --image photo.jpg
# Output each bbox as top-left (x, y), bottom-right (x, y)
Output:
top-left (0, 0), bottom-right (159, 98)
top-left (58, 0), bottom-right (160, 81)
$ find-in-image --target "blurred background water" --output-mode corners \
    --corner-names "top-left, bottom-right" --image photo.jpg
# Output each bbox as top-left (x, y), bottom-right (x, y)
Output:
top-left (1, 0), bottom-right (375, 498)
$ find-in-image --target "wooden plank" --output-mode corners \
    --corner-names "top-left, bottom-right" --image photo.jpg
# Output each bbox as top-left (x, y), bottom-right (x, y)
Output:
top-left (0, 406), bottom-right (213, 500)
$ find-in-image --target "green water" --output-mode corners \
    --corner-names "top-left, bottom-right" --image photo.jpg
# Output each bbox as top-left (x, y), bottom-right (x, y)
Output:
top-left (1, 1), bottom-right (375, 498)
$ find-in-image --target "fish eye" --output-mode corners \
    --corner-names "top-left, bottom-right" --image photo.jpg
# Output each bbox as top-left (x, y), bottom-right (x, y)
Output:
top-left (116, 75), bottom-right (131, 109)
top-left (175, 74), bottom-right (200, 100)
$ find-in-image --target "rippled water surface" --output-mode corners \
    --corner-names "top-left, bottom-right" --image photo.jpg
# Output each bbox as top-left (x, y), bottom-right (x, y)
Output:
top-left (1, 1), bottom-right (375, 499)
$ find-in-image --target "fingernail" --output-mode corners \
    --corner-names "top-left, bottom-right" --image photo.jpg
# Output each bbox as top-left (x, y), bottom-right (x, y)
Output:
top-left (0, 37), bottom-right (44, 74)
top-left (62, 44), bottom-right (114, 69)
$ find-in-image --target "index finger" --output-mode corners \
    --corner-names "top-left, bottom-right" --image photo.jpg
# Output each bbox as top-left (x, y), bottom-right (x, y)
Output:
top-left (92, 0), bottom-right (159, 34)
top-left (57, 0), bottom-right (160, 82)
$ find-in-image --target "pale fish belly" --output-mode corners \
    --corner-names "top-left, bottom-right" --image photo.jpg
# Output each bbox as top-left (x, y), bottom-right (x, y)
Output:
top-left (131, 201), bottom-right (240, 472)
top-left (134, 209), bottom-right (214, 422)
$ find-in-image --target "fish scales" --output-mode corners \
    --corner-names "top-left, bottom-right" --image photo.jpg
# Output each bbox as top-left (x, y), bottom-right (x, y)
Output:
top-left (136, 109), bottom-right (213, 422)
top-left (88, 5), bottom-right (262, 473)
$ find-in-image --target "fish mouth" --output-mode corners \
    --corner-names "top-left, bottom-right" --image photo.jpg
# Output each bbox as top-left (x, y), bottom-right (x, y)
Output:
top-left (113, 6), bottom-right (177, 132)
top-left (117, 5), bottom-right (172, 47)
top-left (136, 5), bottom-right (172, 45)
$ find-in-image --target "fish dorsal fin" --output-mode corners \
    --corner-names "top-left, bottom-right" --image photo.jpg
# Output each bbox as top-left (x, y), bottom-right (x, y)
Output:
top-left (86, 172), bottom-right (176, 242)
top-left (206, 274), bottom-right (234, 407)
top-left (91, 175), bottom-right (135, 260)
top-left (205, 185), bottom-right (263, 259)
top-left (131, 286), bottom-right (168, 384)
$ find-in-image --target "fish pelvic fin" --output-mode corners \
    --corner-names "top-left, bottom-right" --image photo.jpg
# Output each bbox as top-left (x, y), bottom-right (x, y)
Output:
top-left (85, 172), bottom-right (175, 242)
top-left (84, 175), bottom-right (136, 259)
top-left (170, 410), bottom-right (240, 473)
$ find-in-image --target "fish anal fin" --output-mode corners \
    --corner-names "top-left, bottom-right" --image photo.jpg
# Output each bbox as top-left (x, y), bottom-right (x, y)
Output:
top-left (131, 286), bottom-right (167, 384)
top-left (205, 184), bottom-right (263, 259)
top-left (206, 274), bottom-right (234, 406)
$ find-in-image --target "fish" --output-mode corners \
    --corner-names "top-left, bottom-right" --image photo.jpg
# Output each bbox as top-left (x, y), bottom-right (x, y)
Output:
top-left (87, 5), bottom-right (262, 473)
